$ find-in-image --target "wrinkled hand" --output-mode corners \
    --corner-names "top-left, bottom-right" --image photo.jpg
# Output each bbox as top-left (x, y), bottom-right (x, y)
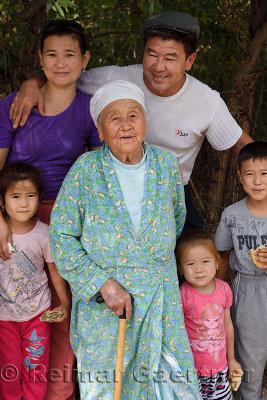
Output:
top-left (0, 218), bottom-right (12, 260)
top-left (228, 358), bottom-right (243, 378)
top-left (99, 278), bottom-right (132, 319)
top-left (9, 81), bottom-right (45, 129)
top-left (255, 247), bottom-right (267, 269)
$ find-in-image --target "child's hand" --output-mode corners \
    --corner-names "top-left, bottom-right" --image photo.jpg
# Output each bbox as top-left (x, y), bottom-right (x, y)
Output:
top-left (228, 358), bottom-right (243, 378)
top-left (255, 247), bottom-right (267, 268)
top-left (50, 304), bottom-right (68, 323)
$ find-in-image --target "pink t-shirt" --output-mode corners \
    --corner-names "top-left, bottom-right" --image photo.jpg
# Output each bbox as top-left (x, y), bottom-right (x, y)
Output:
top-left (0, 220), bottom-right (53, 321)
top-left (180, 278), bottom-right (232, 376)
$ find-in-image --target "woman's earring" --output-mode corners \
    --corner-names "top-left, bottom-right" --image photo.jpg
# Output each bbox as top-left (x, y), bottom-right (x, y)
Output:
top-left (41, 65), bottom-right (44, 71)
top-left (82, 69), bottom-right (85, 73)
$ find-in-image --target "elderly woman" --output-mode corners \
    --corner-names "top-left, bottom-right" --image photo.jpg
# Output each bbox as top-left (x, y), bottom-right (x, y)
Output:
top-left (50, 81), bottom-right (201, 399)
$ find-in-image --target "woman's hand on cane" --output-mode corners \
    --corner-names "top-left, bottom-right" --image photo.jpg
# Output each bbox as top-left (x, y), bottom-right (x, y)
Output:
top-left (99, 278), bottom-right (132, 320)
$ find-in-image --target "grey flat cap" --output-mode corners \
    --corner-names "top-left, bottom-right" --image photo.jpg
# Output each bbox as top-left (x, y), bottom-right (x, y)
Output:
top-left (142, 10), bottom-right (200, 39)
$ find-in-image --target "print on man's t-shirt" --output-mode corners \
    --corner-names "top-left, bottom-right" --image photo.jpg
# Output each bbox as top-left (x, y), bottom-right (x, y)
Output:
top-left (176, 129), bottom-right (188, 137)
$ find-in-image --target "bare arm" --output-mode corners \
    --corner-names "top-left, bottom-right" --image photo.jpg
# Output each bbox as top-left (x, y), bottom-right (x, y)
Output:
top-left (0, 148), bottom-right (12, 259)
top-left (99, 278), bottom-right (132, 320)
top-left (0, 212), bottom-right (12, 260)
top-left (9, 75), bottom-right (46, 129)
top-left (224, 308), bottom-right (243, 377)
top-left (0, 149), bottom-right (9, 170)
top-left (47, 261), bottom-right (70, 322)
top-left (231, 131), bottom-right (253, 154)
top-left (216, 250), bottom-right (231, 281)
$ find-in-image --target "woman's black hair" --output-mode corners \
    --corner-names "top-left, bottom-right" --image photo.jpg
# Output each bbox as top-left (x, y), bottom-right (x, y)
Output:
top-left (40, 20), bottom-right (88, 54)
top-left (238, 141), bottom-right (267, 170)
top-left (0, 162), bottom-right (43, 204)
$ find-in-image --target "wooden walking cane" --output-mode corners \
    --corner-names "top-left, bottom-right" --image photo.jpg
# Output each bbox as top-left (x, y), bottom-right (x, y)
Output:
top-left (96, 293), bottom-right (134, 400)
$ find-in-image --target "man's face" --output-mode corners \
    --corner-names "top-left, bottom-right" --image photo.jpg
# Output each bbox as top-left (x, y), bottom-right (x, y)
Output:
top-left (143, 36), bottom-right (196, 97)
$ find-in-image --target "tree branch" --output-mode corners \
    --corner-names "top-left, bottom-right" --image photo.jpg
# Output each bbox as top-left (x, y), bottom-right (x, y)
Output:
top-left (92, 31), bottom-right (134, 39)
top-left (18, 0), bottom-right (47, 22)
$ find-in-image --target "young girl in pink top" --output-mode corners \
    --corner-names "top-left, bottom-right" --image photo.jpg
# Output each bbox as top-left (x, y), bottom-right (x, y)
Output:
top-left (0, 162), bottom-right (69, 400)
top-left (176, 230), bottom-right (243, 400)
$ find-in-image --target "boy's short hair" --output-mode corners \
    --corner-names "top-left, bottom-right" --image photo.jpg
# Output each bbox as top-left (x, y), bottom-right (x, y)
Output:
top-left (238, 141), bottom-right (267, 170)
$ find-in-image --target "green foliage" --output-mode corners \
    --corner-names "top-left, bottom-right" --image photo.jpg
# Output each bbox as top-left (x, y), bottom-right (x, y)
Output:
top-left (46, 0), bottom-right (77, 18)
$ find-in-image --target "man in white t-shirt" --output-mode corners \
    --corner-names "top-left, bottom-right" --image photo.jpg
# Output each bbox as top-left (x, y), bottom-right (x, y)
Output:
top-left (9, 11), bottom-right (253, 233)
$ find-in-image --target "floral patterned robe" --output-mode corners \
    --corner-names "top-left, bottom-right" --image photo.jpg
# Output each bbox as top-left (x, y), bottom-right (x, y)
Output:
top-left (50, 145), bottom-right (201, 399)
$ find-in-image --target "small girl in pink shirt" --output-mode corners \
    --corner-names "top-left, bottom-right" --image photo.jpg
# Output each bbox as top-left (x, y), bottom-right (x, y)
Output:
top-left (176, 230), bottom-right (243, 400)
top-left (0, 162), bottom-right (69, 400)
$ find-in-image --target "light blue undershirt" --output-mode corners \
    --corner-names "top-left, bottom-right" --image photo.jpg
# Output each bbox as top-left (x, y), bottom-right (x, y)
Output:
top-left (109, 149), bottom-right (146, 235)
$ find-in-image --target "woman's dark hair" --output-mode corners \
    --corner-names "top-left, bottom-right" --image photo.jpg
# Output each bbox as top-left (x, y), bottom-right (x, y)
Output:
top-left (0, 162), bottom-right (43, 204)
top-left (238, 141), bottom-right (267, 170)
top-left (143, 28), bottom-right (197, 58)
top-left (40, 20), bottom-right (88, 54)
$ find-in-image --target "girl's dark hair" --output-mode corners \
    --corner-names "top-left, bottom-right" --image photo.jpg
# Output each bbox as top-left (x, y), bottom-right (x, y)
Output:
top-left (143, 28), bottom-right (197, 58)
top-left (40, 20), bottom-right (88, 54)
top-left (0, 163), bottom-right (43, 204)
top-left (238, 141), bottom-right (267, 170)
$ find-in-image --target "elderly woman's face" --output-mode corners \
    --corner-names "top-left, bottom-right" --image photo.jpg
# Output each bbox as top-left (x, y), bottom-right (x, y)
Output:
top-left (98, 99), bottom-right (146, 159)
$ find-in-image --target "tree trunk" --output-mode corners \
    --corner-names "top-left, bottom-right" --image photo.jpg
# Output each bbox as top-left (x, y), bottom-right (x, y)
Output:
top-left (193, 0), bottom-right (267, 233)
top-left (2, 0), bottom-right (47, 90)
top-left (223, 3), bottom-right (267, 210)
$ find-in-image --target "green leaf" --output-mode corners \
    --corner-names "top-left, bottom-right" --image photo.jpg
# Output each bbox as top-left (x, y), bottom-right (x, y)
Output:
top-left (149, 0), bottom-right (154, 15)
top-left (46, 0), bottom-right (53, 12)
top-left (61, 0), bottom-right (77, 6)
top-left (58, 0), bottom-right (68, 8)
top-left (154, 0), bottom-right (163, 13)
top-left (137, 0), bottom-right (144, 10)
top-left (55, 2), bottom-right (65, 17)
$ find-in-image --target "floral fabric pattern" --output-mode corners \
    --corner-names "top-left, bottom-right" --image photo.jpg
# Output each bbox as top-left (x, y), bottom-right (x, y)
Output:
top-left (50, 145), bottom-right (201, 399)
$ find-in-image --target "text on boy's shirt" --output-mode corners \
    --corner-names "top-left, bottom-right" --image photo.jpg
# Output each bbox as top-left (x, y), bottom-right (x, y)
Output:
top-left (237, 235), bottom-right (267, 250)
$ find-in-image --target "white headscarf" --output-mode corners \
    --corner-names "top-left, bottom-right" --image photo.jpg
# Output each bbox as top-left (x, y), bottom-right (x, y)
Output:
top-left (90, 80), bottom-right (146, 126)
